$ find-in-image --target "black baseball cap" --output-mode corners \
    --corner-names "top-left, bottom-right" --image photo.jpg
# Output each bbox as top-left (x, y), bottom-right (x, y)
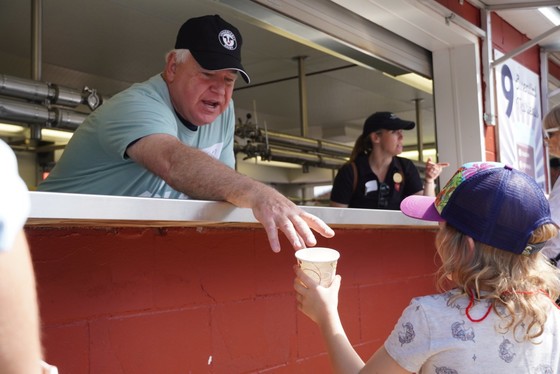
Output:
top-left (362, 112), bottom-right (415, 136)
top-left (175, 15), bottom-right (250, 83)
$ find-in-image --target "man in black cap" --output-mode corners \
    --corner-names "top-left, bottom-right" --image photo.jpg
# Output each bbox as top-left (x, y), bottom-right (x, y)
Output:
top-left (330, 112), bottom-right (449, 209)
top-left (39, 15), bottom-right (334, 252)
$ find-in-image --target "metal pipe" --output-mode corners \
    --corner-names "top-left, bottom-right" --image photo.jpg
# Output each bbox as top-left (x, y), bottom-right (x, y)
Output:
top-left (485, 1), bottom-right (560, 11)
top-left (541, 47), bottom-right (550, 118)
top-left (0, 74), bottom-right (85, 107)
top-left (0, 97), bottom-right (85, 130)
top-left (31, 0), bottom-right (42, 81)
top-left (481, 8), bottom-right (496, 125)
top-left (413, 98), bottom-right (424, 161)
top-left (491, 25), bottom-right (560, 68)
top-left (0, 74), bottom-right (54, 103)
top-left (0, 97), bottom-right (52, 124)
top-left (31, 0), bottom-right (43, 144)
top-left (295, 56), bottom-right (309, 137)
top-left (264, 130), bottom-right (351, 157)
top-left (234, 64), bottom-right (355, 91)
top-left (267, 147), bottom-right (346, 169)
top-left (235, 123), bottom-right (352, 158)
top-left (234, 141), bottom-right (348, 169)
top-left (53, 108), bottom-right (88, 129)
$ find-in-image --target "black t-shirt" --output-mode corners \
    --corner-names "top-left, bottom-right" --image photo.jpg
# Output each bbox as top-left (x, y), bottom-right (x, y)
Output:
top-left (330, 154), bottom-right (423, 210)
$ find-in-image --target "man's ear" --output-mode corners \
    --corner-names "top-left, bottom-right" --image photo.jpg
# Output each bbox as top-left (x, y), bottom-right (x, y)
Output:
top-left (163, 52), bottom-right (177, 81)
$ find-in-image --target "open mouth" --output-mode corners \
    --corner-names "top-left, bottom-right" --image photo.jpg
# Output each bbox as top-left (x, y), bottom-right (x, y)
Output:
top-left (202, 100), bottom-right (219, 109)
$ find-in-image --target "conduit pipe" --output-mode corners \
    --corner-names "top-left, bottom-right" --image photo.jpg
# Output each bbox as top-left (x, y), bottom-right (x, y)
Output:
top-left (235, 123), bottom-right (352, 158)
top-left (0, 74), bottom-right (101, 109)
top-left (234, 143), bottom-right (347, 169)
top-left (268, 147), bottom-right (346, 168)
top-left (0, 97), bottom-right (86, 130)
top-left (263, 130), bottom-right (351, 157)
top-left (31, 0), bottom-right (43, 143)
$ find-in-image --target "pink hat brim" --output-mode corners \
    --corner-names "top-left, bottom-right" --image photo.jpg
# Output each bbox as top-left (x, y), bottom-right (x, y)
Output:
top-left (400, 195), bottom-right (444, 222)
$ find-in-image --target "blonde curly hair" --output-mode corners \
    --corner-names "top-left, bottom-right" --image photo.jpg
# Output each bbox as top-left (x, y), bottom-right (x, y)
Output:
top-left (435, 222), bottom-right (560, 342)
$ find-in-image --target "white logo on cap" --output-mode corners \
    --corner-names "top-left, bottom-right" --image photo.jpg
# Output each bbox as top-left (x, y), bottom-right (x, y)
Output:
top-left (218, 30), bottom-right (237, 50)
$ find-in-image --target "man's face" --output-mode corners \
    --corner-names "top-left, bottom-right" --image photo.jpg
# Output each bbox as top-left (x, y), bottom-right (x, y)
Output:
top-left (166, 53), bottom-right (238, 126)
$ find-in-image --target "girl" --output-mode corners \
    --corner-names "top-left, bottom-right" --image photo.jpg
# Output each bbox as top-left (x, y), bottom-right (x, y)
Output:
top-left (296, 162), bottom-right (560, 373)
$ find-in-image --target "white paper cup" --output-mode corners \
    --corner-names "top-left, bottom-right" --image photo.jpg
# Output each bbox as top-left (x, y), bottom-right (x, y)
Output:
top-left (295, 247), bottom-right (340, 287)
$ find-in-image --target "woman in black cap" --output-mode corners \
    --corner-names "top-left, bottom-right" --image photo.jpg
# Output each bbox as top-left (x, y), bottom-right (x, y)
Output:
top-left (330, 112), bottom-right (449, 210)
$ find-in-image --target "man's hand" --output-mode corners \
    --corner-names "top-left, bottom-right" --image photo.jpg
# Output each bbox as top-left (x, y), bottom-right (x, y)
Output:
top-left (250, 185), bottom-right (335, 252)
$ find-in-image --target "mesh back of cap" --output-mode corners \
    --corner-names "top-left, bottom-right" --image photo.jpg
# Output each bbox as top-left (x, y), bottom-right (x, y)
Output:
top-left (442, 168), bottom-right (551, 254)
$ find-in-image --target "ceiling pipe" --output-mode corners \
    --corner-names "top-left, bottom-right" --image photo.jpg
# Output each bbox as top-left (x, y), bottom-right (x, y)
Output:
top-left (234, 142), bottom-right (347, 169)
top-left (268, 146), bottom-right (346, 168)
top-left (30, 0), bottom-right (43, 144)
top-left (264, 130), bottom-right (351, 157)
top-left (0, 97), bottom-right (86, 130)
top-left (413, 98), bottom-right (424, 161)
top-left (31, 0), bottom-right (42, 81)
top-left (295, 56), bottom-right (309, 137)
top-left (234, 64), bottom-right (355, 92)
top-left (491, 25), bottom-right (560, 68)
top-left (0, 74), bottom-right (86, 107)
top-left (235, 123), bottom-right (352, 158)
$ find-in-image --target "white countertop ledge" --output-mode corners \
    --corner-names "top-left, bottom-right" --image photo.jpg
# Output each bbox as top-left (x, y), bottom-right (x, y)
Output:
top-left (27, 191), bottom-right (436, 229)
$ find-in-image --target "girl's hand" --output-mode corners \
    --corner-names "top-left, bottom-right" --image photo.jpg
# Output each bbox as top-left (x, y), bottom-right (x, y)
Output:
top-left (293, 265), bottom-right (342, 326)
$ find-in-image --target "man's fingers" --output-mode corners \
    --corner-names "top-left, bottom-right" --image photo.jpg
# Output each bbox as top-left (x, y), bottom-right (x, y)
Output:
top-left (300, 212), bottom-right (335, 239)
top-left (290, 215), bottom-right (316, 248)
top-left (262, 219), bottom-right (281, 253)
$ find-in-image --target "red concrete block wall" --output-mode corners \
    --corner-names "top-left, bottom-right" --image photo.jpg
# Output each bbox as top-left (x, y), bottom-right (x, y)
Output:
top-left (26, 225), bottom-right (439, 373)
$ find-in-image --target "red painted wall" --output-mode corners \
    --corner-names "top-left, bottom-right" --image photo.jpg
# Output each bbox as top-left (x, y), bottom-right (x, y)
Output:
top-left (26, 225), bottom-right (438, 373)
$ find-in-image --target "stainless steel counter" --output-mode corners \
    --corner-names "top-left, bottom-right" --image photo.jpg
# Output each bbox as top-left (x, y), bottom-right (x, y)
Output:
top-left (27, 191), bottom-right (436, 228)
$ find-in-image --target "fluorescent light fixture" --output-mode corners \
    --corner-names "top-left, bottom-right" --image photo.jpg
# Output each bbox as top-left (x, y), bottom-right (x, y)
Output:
top-left (0, 123), bottom-right (25, 134)
top-left (0, 122), bottom-right (73, 143)
top-left (383, 72), bottom-right (433, 94)
top-left (539, 7), bottom-right (560, 26)
top-left (42, 128), bottom-right (73, 141)
top-left (401, 148), bottom-right (436, 161)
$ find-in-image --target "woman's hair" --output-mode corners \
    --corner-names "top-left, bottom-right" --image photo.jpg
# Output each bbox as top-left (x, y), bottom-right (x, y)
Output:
top-left (349, 133), bottom-right (375, 162)
top-left (543, 104), bottom-right (560, 131)
top-left (435, 223), bottom-right (560, 342)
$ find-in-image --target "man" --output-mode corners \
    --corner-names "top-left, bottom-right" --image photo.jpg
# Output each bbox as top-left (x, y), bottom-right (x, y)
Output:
top-left (38, 15), bottom-right (334, 252)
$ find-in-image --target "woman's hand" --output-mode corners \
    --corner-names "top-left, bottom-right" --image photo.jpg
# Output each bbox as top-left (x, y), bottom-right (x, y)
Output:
top-left (424, 157), bottom-right (449, 183)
